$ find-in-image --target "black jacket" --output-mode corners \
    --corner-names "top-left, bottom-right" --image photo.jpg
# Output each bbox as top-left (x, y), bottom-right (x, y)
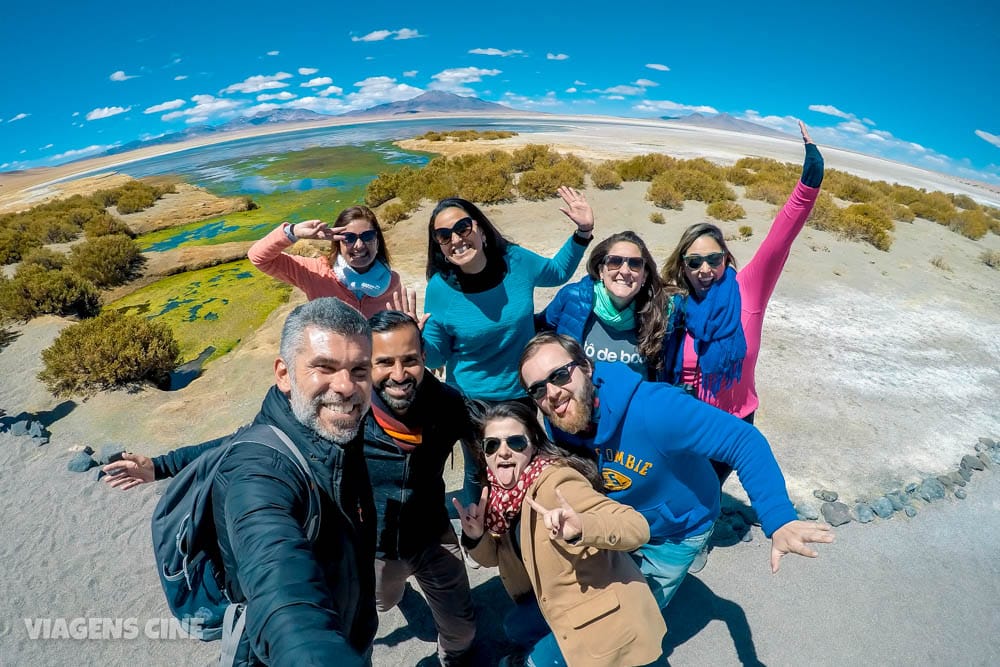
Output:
top-left (210, 386), bottom-right (377, 666)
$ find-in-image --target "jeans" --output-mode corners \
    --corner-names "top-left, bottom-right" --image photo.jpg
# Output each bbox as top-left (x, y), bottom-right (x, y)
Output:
top-left (503, 596), bottom-right (565, 667)
top-left (631, 524), bottom-right (715, 609)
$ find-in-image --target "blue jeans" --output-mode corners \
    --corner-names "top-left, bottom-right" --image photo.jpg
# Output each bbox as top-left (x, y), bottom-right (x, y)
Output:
top-left (631, 524), bottom-right (714, 609)
top-left (504, 596), bottom-right (565, 667)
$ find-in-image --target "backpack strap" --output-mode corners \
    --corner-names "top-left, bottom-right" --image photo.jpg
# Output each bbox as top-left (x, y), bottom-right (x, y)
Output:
top-left (218, 603), bottom-right (246, 667)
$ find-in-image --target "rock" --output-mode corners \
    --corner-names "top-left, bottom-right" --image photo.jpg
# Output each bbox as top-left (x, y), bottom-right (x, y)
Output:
top-left (918, 478), bottom-right (947, 502)
top-left (795, 502), bottom-right (820, 521)
top-left (975, 442), bottom-right (984, 453)
top-left (31, 436), bottom-right (49, 447)
top-left (855, 503), bottom-right (875, 523)
top-left (978, 437), bottom-right (996, 448)
top-left (949, 471), bottom-right (967, 487)
top-left (10, 420), bottom-right (29, 436)
top-left (937, 475), bottom-right (955, 490)
top-left (82, 446), bottom-right (95, 456)
top-left (740, 531), bottom-right (753, 543)
top-left (978, 452), bottom-right (993, 470)
top-left (990, 449), bottom-right (1000, 466)
top-left (872, 497), bottom-right (895, 519)
top-left (67, 451), bottom-right (97, 473)
top-left (28, 421), bottom-right (44, 437)
top-left (903, 505), bottom-right (918, 518)
top-left (887, 493), bottom-right (906, 511)
top-left (821, 501), bottom-right (852, 526)
top-left (954, 488), bottom-right (968, 500)
top-left (957, 467), bottom-right (972, 482)
top-left (904, 482), bottom-right (919, 495)
top-left (98, 445), bottom-right (126, 466)
top-left (961, 454), bottom-right (985, 472)
top-left (813, 489), bottom-right (838, 502)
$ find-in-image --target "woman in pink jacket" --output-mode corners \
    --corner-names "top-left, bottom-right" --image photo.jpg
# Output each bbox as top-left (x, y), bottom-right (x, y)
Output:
top-left (248, 205), bottom-right (402, 318)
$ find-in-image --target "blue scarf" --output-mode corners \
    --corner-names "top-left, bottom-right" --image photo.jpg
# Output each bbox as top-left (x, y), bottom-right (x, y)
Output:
top-left (333, 255), bottom-right (393, 299)
top-left (682, 266), bottom-right (746, 395)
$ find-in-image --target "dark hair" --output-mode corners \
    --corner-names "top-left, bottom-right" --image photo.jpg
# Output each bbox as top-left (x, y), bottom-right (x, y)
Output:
top-left (518, 332), bottom-right (592, 388)
top-left (586, 231), bottom-right (669, 371)
top-left (470, 400), bottom-right (603, 492)
top-left (280, 297), bottom-right (371, 364)
top-left (661, 222), bottom-right (737, 297)
top-left (330, 205), bottom-right (391, 267)
top-left (425, 197), bottom-right (514, 281)
top-left (367, 309), bottom-right (423, 351)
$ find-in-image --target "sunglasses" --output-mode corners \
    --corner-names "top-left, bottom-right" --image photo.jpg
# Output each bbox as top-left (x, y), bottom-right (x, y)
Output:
top-left (482, 434), bottom-right (531, 456)
top-left (525, 362), bottom-right (579, 401)
top-left (433, 217), bottom-right (475, 245)
top-left (340, 230), bottom-right (378, 245)
top-left (683, 252), bottom-right (726, 270)
top-left (603, 255), bottom-right (645, 271)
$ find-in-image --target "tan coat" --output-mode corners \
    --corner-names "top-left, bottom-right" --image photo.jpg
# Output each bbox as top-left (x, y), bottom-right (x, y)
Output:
top-left (470, 464), bottom-right (665, 667)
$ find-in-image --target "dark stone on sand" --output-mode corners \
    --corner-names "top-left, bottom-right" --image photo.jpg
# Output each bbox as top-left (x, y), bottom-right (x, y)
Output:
top-left (961, 454), bottom-right (985, 472)
top-left (979, 437), bottom-right (996, 448)
top-left (954, 488), bottom-right (968, 500)
top-left (821, 501), bottom-right (852, 526)
top-left (903, 505), bottom-right (918, 518)
top-left (872, 497), bottom-right (895, 519)
top-left (989, 449), bottom-right (1000, 466)
top-left (904, 482), bottom-right (919, 494)
top-left (957, 467), bottom-right (972, 482)
top-left (978, 452), bottom-right (993, 470)
top-left (949, 471), bottom-right (967, 487)
top-left (855, 503), bottom-right (875, 523)
top-left (68, 451), bottom-right (97, 472)
top-left (795, 502), bottom-right (820, 521)
top-left (813, 489), bottom-right (838, 502)
top-left (887, 493), bottom-right (906, 511)
top-left (28, 421), bottom-right (44, 437)
top-left (31, 436), bottom-right (49, 446)
top-left (937, 475), bottom-right (955, 490)
top-left (918, 478), bottom-right (946, 502)
top-left (98, 445), bottom-right (126, 466)
top-left (11, 420), bottom-right (29, 436)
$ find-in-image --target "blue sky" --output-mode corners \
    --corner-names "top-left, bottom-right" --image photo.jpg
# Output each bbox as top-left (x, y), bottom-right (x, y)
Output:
top-left (3, 0), bottom-right (999, 183)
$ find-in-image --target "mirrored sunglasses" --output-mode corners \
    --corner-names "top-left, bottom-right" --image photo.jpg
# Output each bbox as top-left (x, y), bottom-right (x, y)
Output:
top-left (526, 362), bottom-right (579, 401)
top-left (482, 434), bottom-right (530, 456)
top-left (433, 217), bottom-right (475, 245)
top-left (683, 252), bottom-right (725, 270)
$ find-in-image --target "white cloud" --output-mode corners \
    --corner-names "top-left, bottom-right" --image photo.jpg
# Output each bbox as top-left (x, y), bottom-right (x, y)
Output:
top-left (161, 94), bottom-right (245, 124)
top-left (257, 91), bottom-right (297, 101)
top-left (41, 143), bottom-right (53, 149)
top-left (174, 75), bottom-right (188, 81)
top-left (244, 103), bottom-right (281, 116)
top-left (346, 76), bottom-right (423, 108)
top-left (502, 91), bottom-right (560, 108)
top-left (221, 72), bottom-right (293, 94)
top-left (301, 77), bottom-right (333, 87)
top-left (293, 96), bottom-right (353, 115)
top-left (352, 28), bottom-right (421, 42)
top-left (318, 85), bottom-right (344, 97)
top-left (298, 67), bottom-right (318, 75)
top-left (862, 117), bottom-right (876, 126)
top-left (7, 113), bottom-right (29, 123)
top-left (403, 70), bottom-right (418, 77)
top-left (573, 80), bottom-right (586, 85)
top-left (144, 99), bottom-right (185, 114)
top-left (590, 84), bottom-right (644, 96)
top-left (808, 104), bottom-right (855, 120)
top-left (975, 129), bottom-right (1000, 149)
top-left (738, 110), bottom-right (800, 133)
top-left (110, 70), bottom-right (138, 81)
top-left (394, 28), bottom-right (421, 40)
top-left (71, 111), bottom-right (80, 117)
top-left (633, 99), bottom-right (719, 114)
top-left (86, 106), bottom-right (131, 121)
top-left (645, 63), bottom-right (670, 71)
top-left (547, 53), bottom-right (569, 61)
top-left (428, 67), bottom-right (501, 94)
top-left (633, 78), bottom-right (658, 87)
top-left (565, 87), bottom-right (577, 93)
top-left (605, 95), bottom-right (625, 100)
top-left (267, 50), bottom-right (280, 56)
top-left (52, 144), bottom-right (117, 160)
top-left (469, 47), bottom-right (524, 57)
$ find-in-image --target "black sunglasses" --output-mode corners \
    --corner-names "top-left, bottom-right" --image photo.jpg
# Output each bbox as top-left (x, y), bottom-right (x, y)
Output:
top-left (482, 434), bottom-right (531, 456)
top-left (683, 252), bottom-right (726, 270)
top-left (433, 217), bottom-right (475, 245)
top-left (526, 362), bottom-right (579, 401)
top-left (341, 229), bottom-right (378, 245)
top-left (603, 255), bottom-right (645, 271)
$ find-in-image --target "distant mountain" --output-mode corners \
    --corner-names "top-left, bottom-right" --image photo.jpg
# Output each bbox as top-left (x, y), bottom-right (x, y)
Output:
top-left (662, 113), bottom-right (794, 140)
top-left (342, 91), bottom-right (513, 117)
top-left (215, 108), bottom-right (330, 131)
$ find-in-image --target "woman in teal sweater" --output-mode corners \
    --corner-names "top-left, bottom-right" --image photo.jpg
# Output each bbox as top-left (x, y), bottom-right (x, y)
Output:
top-left (422, 187), bottom-right (595, 407)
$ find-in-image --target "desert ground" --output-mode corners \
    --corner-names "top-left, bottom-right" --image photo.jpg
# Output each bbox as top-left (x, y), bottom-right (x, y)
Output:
top-left (1, 117), bottom-right (998, 665)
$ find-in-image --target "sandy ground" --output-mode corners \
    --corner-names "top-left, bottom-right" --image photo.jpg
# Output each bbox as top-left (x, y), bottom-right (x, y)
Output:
top-left (2, 119), bottom-right (999, 665)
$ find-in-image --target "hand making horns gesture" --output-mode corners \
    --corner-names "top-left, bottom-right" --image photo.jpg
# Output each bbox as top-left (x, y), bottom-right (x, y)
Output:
top-left (452, 487), bottom-right (489, 541)
top-left (524, 488), bottom-right (583, 542)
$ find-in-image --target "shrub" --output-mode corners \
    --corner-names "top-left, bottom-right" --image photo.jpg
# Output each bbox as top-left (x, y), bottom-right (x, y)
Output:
top-left (826, 171), bottom-right (880, 203)
top-left (365, 170), bottom-right (405, 207)
top-left (679, 158), bottom-right (726, 179)
top-left (37, 311), bottom-right (180, 397)
top-left (649, 212), bottom-right (665, 224)
top-left (745, 181), bottom-right (787, 205)
top-left (518, 162), bottom-right (585, 201)
top-left (980, 249), bottom-right (1000, 269)
top-left (706, 201), bottom-right (746, 221)
top-left (591, 164), bottom-right (622, 190)
top-left (0, 229), bottom-right (42, 264)
top-left (611, 153), bottom-right (676, 181)
top-left (891, 203), bottom-right (915, 223)
top-left (909, 192), bottom-right (958, 224)
top-left (951, 209), bottom-right (990, 240)
top-left (948, 193), bottom-right (978, 210)
top-left (379, 202), bottom-right (410, 225)
top-left (725, 166), bottom-right (755, 186)
top-left (19, 247), bottom-right (67, 271)
top-left (929, 256), bottom-right (951, 271)
top-left (67, 234), bottom-right (144, 288)
top-left (647, 175), bottom-right (684, 210)
top-left (83, 213), bottom-right (133, 238)
top-left (0, 265), bottom-right (100, 321)
top-left (738, 225), bottom-right (753, 239)
top-left (660, 169), bottom-right (736, 203)
top-left (510, 144), bottom-right (560, 172)
top-left (92, 180), bottom-right (169, 213)
top-left (450, 158), bottom-right (515, 204)
top-left (838, 203), bottom-right (895, 251)
top-left (806, 192), bottom-right (841, 231)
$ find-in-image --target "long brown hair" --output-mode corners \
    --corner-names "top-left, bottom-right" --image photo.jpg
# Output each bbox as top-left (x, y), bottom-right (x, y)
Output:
top-left (425, 197), bottom-right (513, 281)
top-left (329, 205), bottom-right (391, 267)
top-left (661, 222), bottom-right (737, 297)
top-left (587, 231), bottom-right (668, 371)
top-left (470, 400), bottom-right (603, 492)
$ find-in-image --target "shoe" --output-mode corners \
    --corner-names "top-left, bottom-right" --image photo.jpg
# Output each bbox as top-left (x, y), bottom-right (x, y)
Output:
top-left (688, 543), bottom-right (710, 574)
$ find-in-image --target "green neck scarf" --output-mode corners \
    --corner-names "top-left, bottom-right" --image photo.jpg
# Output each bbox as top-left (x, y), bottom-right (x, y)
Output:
top-left (593, 282), bottom-right (637, 331)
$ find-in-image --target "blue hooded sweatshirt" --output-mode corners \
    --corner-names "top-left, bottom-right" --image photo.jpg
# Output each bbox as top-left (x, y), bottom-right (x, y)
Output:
top-left (548, 361), bottom-right (797, 543)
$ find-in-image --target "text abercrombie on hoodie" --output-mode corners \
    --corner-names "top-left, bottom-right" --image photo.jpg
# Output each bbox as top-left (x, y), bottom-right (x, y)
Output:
top-left (548, 361), bottom-right (797, 543)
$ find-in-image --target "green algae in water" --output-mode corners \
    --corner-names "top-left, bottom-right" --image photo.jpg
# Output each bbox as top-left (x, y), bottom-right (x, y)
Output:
top-left (111, 259), bottom-right (291, 364)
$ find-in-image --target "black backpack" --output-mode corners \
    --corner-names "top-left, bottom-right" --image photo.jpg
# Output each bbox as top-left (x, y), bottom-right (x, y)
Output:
top-left (151, 424), bottom-right (321, 664)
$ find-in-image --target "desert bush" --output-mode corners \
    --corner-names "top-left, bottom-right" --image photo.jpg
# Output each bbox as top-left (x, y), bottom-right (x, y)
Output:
top-left (660, 169), bottom-right (736, 203)
top-left (725, 166), bottom-right (755, 186)
top-left (0, 265), bottom-right (100, 321)
top-left (889, 184), bottom-right (924, 206)
top-left (680, 158), bottom-right (726, 180)
top-left (67, 234), bottom-right (143, 288)
top-left (83, 213), bottom-right (133, 238)
top-left (745, 181), bottom-right (788, 205)
top-left (929, 256), bottom-right (951, 271)
top-left (379, 202), bottom-right (410, 225)
top-left (806, 192), bottom-right (841, 231)
top-left (734, 156), bottom-right (785, 172)
top-left (37, 311), bottom-right (180, 397)
top-left (838, 203), bottom-right (895, 251)
top-left (415, 129), bottom-right (516, 142)
top-left (891, 203), bottom-right (915, 222)
top-left (951, 209), bottom-right (990, 240)
top-left (18, 247), bottom-right (67, 271)
top-left (980, 249), bottom-right (1000, 269)
top-left (591, 164), bottom-right (622, 190)
top-left (738, 225), bottom-right (753, 239)
top-left (649, 212), bottom-right (665, 224)
top-left (706, 201), bottom-right (746, 221)
top-left (611, 153), bottom-right (676, 181)
top-left (518, 161), bottom-right (585, 201)
top-left (0, 229), bottom-right (42, 264)
top-left (647, 175), bottom-right (684, 210)
top-left (510, 144), bottom-right (560, 172)
top-left (948, 193), bottom-right (979, 210)
top-left (92, 180), bottom-right (170, 213)
top-left (909, 192), bottom-right (958, 224)
top-left (365, 169), bottom-right (406, 207)
top-left (826, 170), bottom-right (880, 203)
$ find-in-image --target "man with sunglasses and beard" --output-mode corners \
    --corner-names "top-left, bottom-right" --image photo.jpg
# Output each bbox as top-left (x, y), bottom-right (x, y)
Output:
top-left (104, 309), bottom-right (477, 666)
top-left (518, 331), bottom-right (834, 611)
